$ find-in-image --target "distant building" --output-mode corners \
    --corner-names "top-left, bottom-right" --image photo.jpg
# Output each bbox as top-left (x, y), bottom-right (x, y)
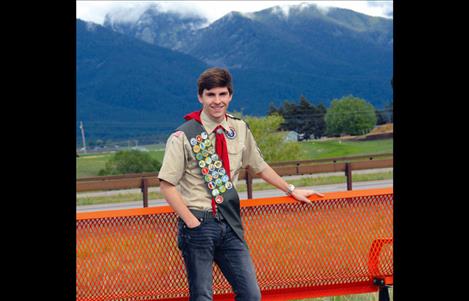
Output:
top-left (131, 146), bottom-right (149, 152)
top-left (285, 131), bottom-right (299, 142)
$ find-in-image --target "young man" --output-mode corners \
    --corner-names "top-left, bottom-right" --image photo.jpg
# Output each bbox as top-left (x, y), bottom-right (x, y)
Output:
top-left (158, 67), bottom-right (324, 301)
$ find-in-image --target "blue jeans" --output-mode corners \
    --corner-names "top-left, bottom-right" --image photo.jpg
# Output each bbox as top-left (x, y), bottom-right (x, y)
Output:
top-left (177, 216), bottom-right (261, 301)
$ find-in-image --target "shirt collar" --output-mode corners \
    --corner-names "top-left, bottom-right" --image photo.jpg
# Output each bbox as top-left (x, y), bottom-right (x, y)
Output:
top-left (200, 110), bottom-right (229, 134)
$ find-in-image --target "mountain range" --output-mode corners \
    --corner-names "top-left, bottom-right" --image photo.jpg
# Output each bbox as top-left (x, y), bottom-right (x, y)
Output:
top-left (77, 3), bottom-right (393, 145)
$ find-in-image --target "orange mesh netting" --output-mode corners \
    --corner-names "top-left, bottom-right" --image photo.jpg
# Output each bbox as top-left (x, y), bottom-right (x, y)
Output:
top-left (77, 188), bottom-right (393, 301)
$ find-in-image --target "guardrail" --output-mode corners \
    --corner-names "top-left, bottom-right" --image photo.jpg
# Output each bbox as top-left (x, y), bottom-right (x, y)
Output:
top-left (76, 188), bottom-right (393, 301)
top-left (77, 153), bottom-right (393, 207)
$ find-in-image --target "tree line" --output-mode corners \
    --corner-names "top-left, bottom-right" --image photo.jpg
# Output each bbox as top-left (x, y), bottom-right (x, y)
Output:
top-left (268, 95), bottom-right (393, 139)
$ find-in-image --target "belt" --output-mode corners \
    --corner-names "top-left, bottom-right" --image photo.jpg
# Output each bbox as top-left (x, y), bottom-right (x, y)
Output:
top-left (189, 209), bottom-right (225, 221)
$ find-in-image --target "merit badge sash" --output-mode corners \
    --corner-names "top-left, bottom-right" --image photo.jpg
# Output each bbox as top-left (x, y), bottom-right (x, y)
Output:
top-left (189, 130), bottom-right (233, 205)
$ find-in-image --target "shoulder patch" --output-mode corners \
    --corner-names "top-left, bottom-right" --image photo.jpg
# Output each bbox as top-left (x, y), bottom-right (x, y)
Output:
top-left (172, 130), bottom-right (184, 138)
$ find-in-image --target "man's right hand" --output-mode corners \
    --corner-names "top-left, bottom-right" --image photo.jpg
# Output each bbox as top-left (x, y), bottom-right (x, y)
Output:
top-left (186, 217), bottom-right (202, 229)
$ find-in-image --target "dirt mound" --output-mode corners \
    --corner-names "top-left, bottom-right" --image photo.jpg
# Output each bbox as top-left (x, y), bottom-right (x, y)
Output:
top-left (370, 123), bottom-right (393, 134)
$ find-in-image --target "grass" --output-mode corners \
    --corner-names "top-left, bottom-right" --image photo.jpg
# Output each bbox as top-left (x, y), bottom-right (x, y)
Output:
top-left (299, 139), bottom-right (393, 160)
top-left (77, 170), bottom-right (393, 206)
top-left (77, 138), bottom-right (393, 178)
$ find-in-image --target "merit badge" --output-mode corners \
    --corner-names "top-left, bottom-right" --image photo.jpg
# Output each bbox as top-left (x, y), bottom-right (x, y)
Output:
top-left (204, 139), bottom-right (211, 147)
top-left (198, 160), bottom-right (206, 168)
top-left (215, 178), bottom-right (223, 186)
top-left (225, 127), bottom-right (237, 139)
top-left (207, 147), bottom-right (215, 154)
top-left (196, 135), bottom-right (203, 142)
top-left (201, 167), bottom-right (209, 175)
top-left (222, 175), bottom-right (229, 183)
top-left (199, 142), bottom-right (206, 150)
top-left (196, 153), bottom-right (204, 161)
top-left (212, 189), bottom-right (220, 197)
top-left (207, 181), bottom-right (215, 190)
top-left (215, 195), bottom-right (224, 204)
top-left (202, 150), bottom-right (209, 157)
top-left (219, 168), bottom-right (226, 175)
top-left (208, 164), bottom-right (215, 171)
top-left (211, 154), bottom-right (219, 161)
top-left (201, 131), bottom-right (208, 139)
top-left (211, 171), bottom-right (219, 179)
top-left (219, 185), bottom-right (226, 194)
top-left (193, 145), bottom-right (200, 153)
top-left (204, 174), bottom-right (213, 182)
top-left (214, 160), bottom-right (222, 169)
top-left (190, 138), bottom-right (198, 146)
top-left (205, 157), bottom-right (212, 165)
top-left (225, 182), bottom-right (233, 190)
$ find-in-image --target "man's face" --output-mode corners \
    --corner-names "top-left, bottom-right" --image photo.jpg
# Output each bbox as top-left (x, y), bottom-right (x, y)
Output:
top-left (198, 86), bottom-right (232, 121)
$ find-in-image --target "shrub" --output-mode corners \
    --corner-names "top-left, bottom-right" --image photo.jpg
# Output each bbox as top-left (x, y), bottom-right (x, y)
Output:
top-left (98, 150), bottom-right (161, 176)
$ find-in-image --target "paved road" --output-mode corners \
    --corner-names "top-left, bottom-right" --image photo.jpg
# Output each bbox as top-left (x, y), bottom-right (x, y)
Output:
top-left (77, 168), bottom-right (393, 198)
top-left (77, 179), bottom-right (393, 212)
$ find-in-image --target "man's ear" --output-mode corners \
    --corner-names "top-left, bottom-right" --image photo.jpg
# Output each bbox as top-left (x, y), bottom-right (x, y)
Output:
top-left (197, 94), bottom-right (203, 104)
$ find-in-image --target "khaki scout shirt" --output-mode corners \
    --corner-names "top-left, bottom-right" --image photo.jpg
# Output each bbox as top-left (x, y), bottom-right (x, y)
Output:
top-left (158, 110), bottom-right (268, 211)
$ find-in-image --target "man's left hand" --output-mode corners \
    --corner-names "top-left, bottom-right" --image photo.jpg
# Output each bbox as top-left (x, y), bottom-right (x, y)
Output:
top-left (291, 189), bottom-right (325, 205)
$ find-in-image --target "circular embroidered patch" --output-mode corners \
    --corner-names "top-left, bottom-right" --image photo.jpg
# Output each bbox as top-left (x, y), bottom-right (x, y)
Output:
top-left (219, 185), bottom-right (226, 193)
top-left (214, 160), bottom-right (223, 169)
top-left (225, 127), bottom-right (237, 139)
top-left (215, 195), bottom-right (224, 204)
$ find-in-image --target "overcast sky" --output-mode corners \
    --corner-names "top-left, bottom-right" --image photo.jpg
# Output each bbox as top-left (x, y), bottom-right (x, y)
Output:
top-left (76, 1), bottom-right (393, 25)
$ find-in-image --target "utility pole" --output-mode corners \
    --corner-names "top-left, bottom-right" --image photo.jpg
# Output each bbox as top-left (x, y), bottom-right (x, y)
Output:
top-left (80, 121), bottom-right (87, 154)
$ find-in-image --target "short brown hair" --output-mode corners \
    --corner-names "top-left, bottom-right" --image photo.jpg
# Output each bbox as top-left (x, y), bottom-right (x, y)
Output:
top-left (197, 67), bottom-right (233, 96)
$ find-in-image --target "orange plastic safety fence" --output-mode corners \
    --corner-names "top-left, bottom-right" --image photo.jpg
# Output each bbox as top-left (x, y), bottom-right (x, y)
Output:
top-left (77, 188), bottom-right (393, 301)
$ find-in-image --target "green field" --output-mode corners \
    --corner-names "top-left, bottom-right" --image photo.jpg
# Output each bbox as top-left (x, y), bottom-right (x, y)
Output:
top-left (299, 139), bottom-right (393, 159)
top-left (77, 138), bottom-right (393, 178)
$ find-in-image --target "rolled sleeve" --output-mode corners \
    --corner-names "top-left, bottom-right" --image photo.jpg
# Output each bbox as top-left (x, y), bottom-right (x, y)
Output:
top-left (157, 133), bottom-right (186, 186)
top-left (242, 126), bottom-right (268, 174)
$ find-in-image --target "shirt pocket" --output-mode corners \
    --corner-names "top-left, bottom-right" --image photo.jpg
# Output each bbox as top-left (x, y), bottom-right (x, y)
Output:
top-left (228, 142), bottom-right (244, 175)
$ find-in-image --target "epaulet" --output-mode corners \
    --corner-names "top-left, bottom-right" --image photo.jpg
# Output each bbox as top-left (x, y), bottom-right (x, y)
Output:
top-left (227, 114), bottom-right (252, 130)
top-left (226, 113), bottom-right (242, 120)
